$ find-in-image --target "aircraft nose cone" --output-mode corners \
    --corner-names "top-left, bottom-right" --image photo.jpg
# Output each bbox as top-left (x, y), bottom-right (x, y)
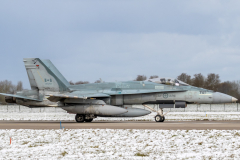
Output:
top-left (213, 92), bottom-right (236, 103)
top-left (232, 97), bottom-right (238, 102)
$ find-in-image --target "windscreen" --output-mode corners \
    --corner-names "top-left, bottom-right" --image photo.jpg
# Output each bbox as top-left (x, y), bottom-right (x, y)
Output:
top-left (175, 79), bottom-right (189, 86)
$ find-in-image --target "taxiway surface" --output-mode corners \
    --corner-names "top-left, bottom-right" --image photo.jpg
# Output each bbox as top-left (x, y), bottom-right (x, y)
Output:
top-left (0, 120), bottom-right (240, 130)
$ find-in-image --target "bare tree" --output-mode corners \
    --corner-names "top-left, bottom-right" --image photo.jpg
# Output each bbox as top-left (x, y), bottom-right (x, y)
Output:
top-left (0, 80), bottom-right (23, 104)
top-left (192, 73), bottom-right (205, 87)
top-left (75, 81), bottom-right (89, 85)
top-left (234, 80), bottom-right (240, 93)
top-left (205, 73), bottom-right (220, 91)
top-left (69, 81), bottom-right (74, 85)
top-left (16, 81), bottom-right (23, 91)
top-left (0, 80), bottom-right (16, 93)
top-left (177, 73), bottom-right (192, 85)
top-left (94, 80), bottom-right (101, 83)
top-left (217, 81), bottom-right (240, 101)
top-left (135, 75), bottom-right (147, 81)
top-left (149, 75), bottom-right (159, 79)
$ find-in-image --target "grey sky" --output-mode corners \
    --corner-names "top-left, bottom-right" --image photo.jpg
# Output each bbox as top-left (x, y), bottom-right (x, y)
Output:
top-left (1, 0), bottom-right (240, 88)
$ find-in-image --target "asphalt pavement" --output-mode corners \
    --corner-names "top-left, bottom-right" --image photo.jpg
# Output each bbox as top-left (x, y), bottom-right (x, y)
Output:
top-left (0, 120), bottom-right (240, 130)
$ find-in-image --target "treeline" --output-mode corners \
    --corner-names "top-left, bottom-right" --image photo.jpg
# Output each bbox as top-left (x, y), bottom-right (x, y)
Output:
top-left (177, 73), bottom-right (240, 101)
top-left (69, 79), bottom-right (101, 85)
top-left (0, 80), bottom-right (23, 94)
top-left (0, 80), bottom-right (23, 104)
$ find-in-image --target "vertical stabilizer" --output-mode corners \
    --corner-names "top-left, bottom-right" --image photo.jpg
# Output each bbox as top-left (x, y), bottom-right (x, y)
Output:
top-left (23, 58), bottom-right (70, 92)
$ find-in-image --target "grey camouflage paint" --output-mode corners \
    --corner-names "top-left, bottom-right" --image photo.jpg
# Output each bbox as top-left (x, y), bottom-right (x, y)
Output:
top-left (0, 58), bottom-right (237, 118)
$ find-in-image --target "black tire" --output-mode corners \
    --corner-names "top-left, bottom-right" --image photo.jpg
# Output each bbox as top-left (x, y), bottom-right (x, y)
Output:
top-left (75, 114), bottom-right (85, 123)
top-left (162, 116), bottom-right (165, 122)
top-left (155, 115), bottom-right (163, 122)
top-left (85, 119), bottom-right (93, 122)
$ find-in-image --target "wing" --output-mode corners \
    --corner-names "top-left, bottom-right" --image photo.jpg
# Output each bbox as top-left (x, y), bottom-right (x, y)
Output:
top-left (0, 93), bottom-right (42, 102)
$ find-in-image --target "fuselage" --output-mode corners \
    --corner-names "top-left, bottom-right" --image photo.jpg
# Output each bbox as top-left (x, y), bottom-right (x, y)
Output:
top-left (67, 81), bottom-right (234, 105)
top-left (13, 80), bottom-right (235, 107)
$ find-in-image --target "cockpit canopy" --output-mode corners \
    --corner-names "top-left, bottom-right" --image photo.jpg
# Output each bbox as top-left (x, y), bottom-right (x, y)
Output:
top-left (147, 77), bottom-right (189, 86)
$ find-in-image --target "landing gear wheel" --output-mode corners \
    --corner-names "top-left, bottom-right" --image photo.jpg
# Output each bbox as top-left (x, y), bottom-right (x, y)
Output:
top-left (155, 115), bottom-right (162, 122)
top-left (155, 115), bottom-right (165, 122)
top-left (85, 119), bottom-right (93, 122)
top-left (162, 116), bottom-right (165, 122)
top-left (75, 114), bottom-right (85, 123)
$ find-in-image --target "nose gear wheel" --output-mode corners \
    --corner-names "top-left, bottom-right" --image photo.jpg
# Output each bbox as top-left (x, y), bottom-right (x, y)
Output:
top-left (155, 115), bottom-right (165, 122)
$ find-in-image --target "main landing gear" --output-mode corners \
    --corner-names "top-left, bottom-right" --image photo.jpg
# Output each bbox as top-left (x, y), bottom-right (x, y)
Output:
top-left (75, 114), bottom-right (95, 123)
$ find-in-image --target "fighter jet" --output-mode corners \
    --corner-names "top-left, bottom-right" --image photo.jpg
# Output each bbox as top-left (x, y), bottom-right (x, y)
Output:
top-left (0, 58), bottom-right (237, 122)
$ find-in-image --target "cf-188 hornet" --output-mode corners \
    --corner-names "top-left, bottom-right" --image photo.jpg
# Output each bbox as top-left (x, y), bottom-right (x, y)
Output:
top-left (0, 58), bottom-right (237, 122)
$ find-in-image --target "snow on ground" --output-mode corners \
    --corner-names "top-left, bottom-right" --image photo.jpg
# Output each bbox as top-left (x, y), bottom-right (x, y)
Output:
top-left (0, 112), bottom-right (240, 121)
top-left (0, 129), bottom-right (240, 159)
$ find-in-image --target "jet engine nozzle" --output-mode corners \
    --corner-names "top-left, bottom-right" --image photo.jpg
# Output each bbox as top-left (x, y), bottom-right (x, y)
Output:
top-left (5, 96), bottom-right (16, 103)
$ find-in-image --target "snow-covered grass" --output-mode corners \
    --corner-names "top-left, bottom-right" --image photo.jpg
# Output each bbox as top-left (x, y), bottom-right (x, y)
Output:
top-left (0, 113), bottom-right (74, 121)
top-left (0, 129), bottom-right (240, 159)
top-left (0, 112), bottom-right (240, 121)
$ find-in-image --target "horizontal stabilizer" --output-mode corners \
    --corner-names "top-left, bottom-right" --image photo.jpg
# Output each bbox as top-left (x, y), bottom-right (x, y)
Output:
top-left (0, 93), bottom-right (43, 102)
top-left (46, 92), bottom-right (110, 102)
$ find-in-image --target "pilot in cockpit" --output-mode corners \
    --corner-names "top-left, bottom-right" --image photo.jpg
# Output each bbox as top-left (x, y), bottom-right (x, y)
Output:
top-left (174, 79), bottom-right (180, 86)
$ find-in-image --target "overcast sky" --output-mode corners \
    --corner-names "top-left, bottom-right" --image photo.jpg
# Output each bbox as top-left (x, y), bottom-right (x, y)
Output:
top-left (1, 0), bottom-right (240, 88)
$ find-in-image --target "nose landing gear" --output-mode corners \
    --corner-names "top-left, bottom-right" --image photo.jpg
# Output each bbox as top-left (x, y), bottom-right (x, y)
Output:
top-left (143, 105), bottom-right (165, 122)
top-left (155, 115), bottom-right (165, 122)
top-left (154, 108), bottom-right (165, 122)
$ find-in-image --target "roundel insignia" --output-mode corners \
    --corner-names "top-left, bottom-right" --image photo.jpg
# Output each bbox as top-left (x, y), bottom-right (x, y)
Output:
top-left (163, 93), bottom-right (168, 99)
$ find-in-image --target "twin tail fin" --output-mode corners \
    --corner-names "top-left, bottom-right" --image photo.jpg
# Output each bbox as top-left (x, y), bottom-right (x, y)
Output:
top-left (23, 58), bottom-right (70, 92)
